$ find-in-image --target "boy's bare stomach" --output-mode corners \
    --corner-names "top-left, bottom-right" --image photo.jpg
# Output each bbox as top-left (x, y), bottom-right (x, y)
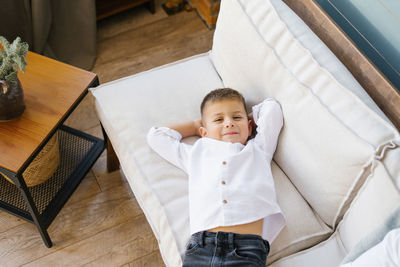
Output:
top-left (208, 219), bottom-right (263, 236)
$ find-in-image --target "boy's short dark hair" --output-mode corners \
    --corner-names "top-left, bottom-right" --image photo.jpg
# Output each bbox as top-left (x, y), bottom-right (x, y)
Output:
top-left (200, 88), bottom-right (247, 115)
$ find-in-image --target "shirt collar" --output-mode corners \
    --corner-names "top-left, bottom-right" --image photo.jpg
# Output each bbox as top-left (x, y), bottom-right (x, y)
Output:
top-left (200, 137), bottom-right (245, 153)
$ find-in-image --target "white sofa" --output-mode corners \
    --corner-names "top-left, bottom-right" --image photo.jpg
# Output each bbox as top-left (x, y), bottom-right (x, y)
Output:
top-left (90, 0), bottom-right (400, 266)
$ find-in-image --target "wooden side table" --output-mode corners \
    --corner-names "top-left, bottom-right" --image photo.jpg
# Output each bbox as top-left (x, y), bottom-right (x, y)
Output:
top-left (187, 0), bottom-right (220, 29)
top-left (0, 52), bottom-right (106, 247)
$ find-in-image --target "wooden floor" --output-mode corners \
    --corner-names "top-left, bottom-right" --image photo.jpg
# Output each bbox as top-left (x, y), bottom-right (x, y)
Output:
top-left (0, 1), bottom-right (213, 266)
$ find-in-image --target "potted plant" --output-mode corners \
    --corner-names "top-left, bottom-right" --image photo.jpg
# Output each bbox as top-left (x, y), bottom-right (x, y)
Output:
top-left (0, 36), bottom-right (29, 121)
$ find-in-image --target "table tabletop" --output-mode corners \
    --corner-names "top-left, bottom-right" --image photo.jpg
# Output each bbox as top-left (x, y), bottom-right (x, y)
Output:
top-left (0, 52), bottom-right (97, 174)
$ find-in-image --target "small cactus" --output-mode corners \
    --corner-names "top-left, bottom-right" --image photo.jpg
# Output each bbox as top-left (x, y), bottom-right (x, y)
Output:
top-left (0, 36), bottom-right (29, 83)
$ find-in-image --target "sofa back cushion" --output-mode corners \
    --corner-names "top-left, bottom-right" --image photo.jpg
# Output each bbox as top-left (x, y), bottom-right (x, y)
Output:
top-left (211, 0), bottom-right (399, 228)
top-left (268, 0), bottom-right (392, 125)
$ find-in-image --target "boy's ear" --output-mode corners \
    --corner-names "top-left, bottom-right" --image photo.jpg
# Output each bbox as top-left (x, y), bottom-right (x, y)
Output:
top-left (199, 127), bottom-right (207, 137)
top-left (248, 119), bottom-right (254, 137)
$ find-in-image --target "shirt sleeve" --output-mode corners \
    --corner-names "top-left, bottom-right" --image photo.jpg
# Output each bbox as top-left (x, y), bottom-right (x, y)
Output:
top-left (252, 98), bottom-right (284, 158)
top-left (146, 126), bottom-right (191, 173)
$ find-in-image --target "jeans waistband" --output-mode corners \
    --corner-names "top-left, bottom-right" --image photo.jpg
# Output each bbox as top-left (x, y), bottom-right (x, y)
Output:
top-left (191, 231), bottom-right (269, 251)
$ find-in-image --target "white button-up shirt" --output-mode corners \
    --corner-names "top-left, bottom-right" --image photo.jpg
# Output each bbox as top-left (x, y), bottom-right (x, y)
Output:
top-left (147, 98), bottom-right (285, 242)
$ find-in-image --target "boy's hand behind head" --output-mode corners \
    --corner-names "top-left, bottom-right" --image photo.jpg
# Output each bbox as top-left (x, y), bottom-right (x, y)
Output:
top-left (248, 112), bottom-right (253, 122)
top-left (194, 119), bottom-right (203, 137)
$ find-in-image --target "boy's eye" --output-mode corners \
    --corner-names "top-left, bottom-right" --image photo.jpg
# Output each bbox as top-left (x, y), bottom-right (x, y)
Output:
top-left (233, 116), bottom-right (242, 120)
top-left (214, 118), bottom-right (223, 122)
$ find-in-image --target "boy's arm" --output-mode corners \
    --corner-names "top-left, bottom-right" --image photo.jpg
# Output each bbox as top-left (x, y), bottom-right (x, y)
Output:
top-left (168, 119), bottom-right (202, 138)
top-left (252, 98), bottom-right (283, 158)
top-left (147, 126), bottom-right (193, 172)
top-left (147, 119), bottom-right (201, 172)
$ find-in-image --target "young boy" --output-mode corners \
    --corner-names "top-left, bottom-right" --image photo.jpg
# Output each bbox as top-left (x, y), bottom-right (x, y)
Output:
top-left (147, 88), bottom-right (285, 266)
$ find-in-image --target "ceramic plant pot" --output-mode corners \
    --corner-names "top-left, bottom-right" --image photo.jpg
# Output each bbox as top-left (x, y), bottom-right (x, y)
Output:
top-left (0, 79), bottom-right (26, 121)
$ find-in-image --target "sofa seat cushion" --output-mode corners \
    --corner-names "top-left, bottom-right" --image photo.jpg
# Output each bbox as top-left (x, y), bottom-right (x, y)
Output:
top-left (91, 52), bottom-right (334, 266)
top-left (211, 0), bottom-right (399, 229)
top-left (269, 232), bottom-right (347, 267)
top-left (269, 161), bottom-right (332, 264)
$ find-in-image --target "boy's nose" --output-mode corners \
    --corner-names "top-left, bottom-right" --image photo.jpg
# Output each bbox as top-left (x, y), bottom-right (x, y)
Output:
top-left (224, 121), bottom-right (235, 128)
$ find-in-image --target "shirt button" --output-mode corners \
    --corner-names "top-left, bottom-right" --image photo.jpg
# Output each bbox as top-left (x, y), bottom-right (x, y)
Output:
top-left (222, 161), bottom-right (227, 165)
top-left (223, 200), bottom-right (227, 204)
top-left (221, 181), bottom-right (226, 185)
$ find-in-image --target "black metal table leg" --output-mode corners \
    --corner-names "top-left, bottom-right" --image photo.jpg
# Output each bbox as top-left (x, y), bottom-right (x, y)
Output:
top-left (9, 172), bottom-right (53, 247)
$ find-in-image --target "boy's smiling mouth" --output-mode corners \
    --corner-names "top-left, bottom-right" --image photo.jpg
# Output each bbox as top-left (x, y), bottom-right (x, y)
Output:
top-left (223, 131), bottom-right (238, 136)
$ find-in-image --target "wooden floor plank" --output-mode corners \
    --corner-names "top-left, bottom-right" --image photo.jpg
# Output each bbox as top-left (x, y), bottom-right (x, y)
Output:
top-left (0, 184), bottom-right (142, 266)
top-left (96, 11), bottom-right (208, 65)
top-left (64, 93), bottom-right (100, 132)
top-left (93, 12), bottom-right (213, 83)
top-left (22, 215), bottom-right (157, 267)
top-left (123, 251), bottom-right (165, 267)
top-left (97, 0), bottom-right (168, 42)
top-left (0, 210), bottom-right (25, 235)
top-left (93, 29), bottom-right (214, 83)
top-left (63, 171), bottom-right (101, 205)
top-left (95, 168), bottom-right (133, 194)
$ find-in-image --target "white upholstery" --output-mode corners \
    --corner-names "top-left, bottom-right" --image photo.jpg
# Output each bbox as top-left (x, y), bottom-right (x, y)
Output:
top-left (269, 0), bottom-right (392, 125)
top-left (271, 157), bottom-right (400, 267)
top-left (269, 232), bottom-right (347, 267)
top-left (382, 142), bottom-right (400, 189)
top-left (270, 161), bottom-right (332, 263)
top-left (338, 160), bottom-right (400, 253)
top-left (91, 0), bottom-right (400, 266)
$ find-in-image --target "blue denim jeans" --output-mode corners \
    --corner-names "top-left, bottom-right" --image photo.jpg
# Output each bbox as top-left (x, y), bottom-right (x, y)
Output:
top-left (182, 231), bottom-right (270, 267)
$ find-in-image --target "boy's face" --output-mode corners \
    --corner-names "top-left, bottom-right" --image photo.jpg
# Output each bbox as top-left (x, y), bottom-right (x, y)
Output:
top-left (199, 99), bottom-right (251, 145)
